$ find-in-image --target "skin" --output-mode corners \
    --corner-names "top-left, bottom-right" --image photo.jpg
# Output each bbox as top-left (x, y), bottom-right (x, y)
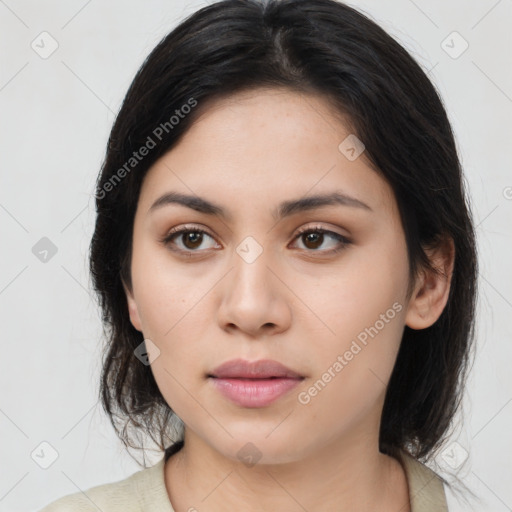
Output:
top-left (124, 88), bottom-right (454, 512)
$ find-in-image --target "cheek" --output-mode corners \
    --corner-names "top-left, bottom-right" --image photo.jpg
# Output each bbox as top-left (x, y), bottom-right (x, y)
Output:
top-left (313, 232), bottom-right (408, 342)
top-left (130, 238), bottom-right (203, 335)
top-left (130, 244), bottom-right (219, 367)
top-left (295, 293), bottom-right (406, 440)
top-left (130, 257), bottom-right (212, 421)
top-left (300, 234), bottom-right (409, 405)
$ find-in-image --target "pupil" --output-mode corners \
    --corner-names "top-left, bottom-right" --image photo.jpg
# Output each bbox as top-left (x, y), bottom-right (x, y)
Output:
top-left (305, 232), bottom-right (322, 249)
top-left (185, 232), bottom-right (202, 249)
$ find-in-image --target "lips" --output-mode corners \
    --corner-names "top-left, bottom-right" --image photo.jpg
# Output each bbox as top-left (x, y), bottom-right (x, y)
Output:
top-left (207, 359), bottom-right (304, 408)
top-left (208, 358), bottom-right (304, 380)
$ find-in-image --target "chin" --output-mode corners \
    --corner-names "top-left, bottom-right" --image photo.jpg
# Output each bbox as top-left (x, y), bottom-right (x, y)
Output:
top-left (207, 428), bottom-right (309, 467)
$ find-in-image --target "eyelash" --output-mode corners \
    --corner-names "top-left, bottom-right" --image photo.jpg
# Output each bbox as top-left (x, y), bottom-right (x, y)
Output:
top-left (160, 224), bottom-right (351, 257)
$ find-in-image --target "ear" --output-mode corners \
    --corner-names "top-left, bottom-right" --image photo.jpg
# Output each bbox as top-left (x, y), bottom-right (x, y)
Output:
top-left (405, 236), bottom-right (455, 330)
top-left (122, 279), bottom-right (143, 332)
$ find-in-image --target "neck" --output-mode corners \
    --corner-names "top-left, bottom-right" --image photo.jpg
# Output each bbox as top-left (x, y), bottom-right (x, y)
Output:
top-left (164, 423), bottom-right (410, 512)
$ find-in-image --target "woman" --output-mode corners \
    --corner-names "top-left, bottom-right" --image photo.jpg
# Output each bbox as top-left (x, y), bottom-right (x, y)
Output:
top-left (41, 0), bottom-right (478, 510)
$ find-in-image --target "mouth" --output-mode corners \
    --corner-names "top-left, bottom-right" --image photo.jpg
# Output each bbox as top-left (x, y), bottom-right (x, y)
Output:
top-left (208, 358), bottom-right (304, 380)
top-left (207, 358), bottom-right (305, 408)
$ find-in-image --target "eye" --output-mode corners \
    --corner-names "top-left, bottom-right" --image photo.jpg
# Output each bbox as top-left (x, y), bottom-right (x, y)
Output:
top-left (160, 224), bottom-right (351, 256)
top-left (161, 225), bottom-right (219, 253)
top-left (291, 225), bottom-right (351, 254)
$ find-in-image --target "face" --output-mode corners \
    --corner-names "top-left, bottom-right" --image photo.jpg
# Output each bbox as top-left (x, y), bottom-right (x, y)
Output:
top-left (124, 88), bottom-right (416, 465)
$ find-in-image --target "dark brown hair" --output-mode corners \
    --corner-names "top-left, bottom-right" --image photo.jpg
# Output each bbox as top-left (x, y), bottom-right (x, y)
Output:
top-left (89, 0), bottom-right (478, 466)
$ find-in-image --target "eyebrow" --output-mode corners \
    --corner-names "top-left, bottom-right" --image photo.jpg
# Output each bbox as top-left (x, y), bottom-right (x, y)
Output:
top-left (148, 190), bottom-right (372, 221)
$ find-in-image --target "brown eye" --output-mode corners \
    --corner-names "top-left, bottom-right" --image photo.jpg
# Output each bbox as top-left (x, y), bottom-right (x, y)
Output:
top-left (293, 226), bottom-right (351, 254)
top-left (181, 231), bottom-right (204, 250)
top-left (302, 231), bottom-right (324, 250)
top-left (162, 226), bottom-right (219, 253)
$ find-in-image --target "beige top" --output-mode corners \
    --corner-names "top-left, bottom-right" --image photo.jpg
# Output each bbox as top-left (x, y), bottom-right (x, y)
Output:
top-left (39, 450), bottom-right (448, 511)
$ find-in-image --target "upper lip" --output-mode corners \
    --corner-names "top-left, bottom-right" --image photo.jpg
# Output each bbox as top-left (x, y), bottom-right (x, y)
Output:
top-left (208, 358), bottom-right (304, 379)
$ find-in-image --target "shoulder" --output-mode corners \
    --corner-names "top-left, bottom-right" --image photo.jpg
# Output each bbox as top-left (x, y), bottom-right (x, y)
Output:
top-left (38, 457), bottom-right (171, 512)
top-left (398, 450), bottom-right (449, 512)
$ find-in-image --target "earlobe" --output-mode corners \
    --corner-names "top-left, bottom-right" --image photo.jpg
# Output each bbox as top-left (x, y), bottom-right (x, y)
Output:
top-left (405, 236), bottom-right (455, 330)
top-left (122, 280), bottom-right (143, 332)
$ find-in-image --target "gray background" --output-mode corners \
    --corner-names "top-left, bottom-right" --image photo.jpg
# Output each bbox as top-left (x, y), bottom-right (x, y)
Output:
top-left (1, 0), bottom-right (511, 511)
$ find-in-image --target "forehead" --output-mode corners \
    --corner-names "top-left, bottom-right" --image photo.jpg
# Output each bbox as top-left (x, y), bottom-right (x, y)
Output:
top-left (137, 88), bottom-right (398, 221)
top-left (182, 87), bottom-right (350, 153)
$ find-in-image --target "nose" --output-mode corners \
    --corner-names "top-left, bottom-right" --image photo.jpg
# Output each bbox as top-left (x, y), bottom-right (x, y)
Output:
top-left (216, 246), bottom-right (292, 338)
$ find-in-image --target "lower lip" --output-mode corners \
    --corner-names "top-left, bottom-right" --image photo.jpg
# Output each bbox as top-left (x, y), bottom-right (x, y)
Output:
top-left (209, 377), bottom-right (303, 407)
